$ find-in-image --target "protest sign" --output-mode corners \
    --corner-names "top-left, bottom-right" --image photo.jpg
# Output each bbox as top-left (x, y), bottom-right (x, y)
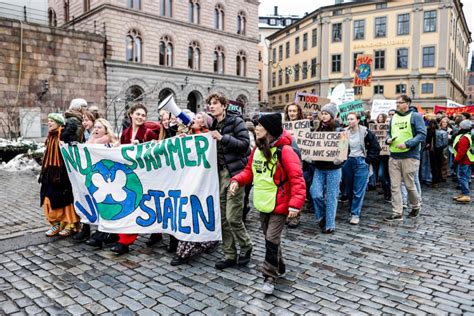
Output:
top-left (282, 119), bottom-right (312, 137)
top-left (340, 89), bottom-right (355, 103)
top-left (354, 55), bottom-right (373, 86)
top-left (434, 105), bottom-right (474, 116)
top-left (338, 100), bottom-right (365, 124)
top-left (295, 131), bottom-right (348, 162)
top-left (446, 99), bottom-right (463, 108)
top-left (371, 99), bottom-right (396, 119)
top-left (369, 123), bottom-right (389, 155)
top-left (61, 133), bottom-right (221, 242)
top-left (296, 93), bottom-right (330, 113)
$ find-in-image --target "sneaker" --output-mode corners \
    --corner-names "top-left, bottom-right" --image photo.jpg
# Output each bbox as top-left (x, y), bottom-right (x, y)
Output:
top-left (287, 216), bottom-right (300, 228)
top-left (402, 203), bottom-right (408, 209)
top-left (278, 262), bottom-right (286, 278)
top-left (59, 228), bottom-right (74, 237)
top-left (453, 194), bottom-right (463, 200)
top-left (215, 259), bottom-right (237, 270)
top-left (408, 208), bottom-right (420, 218)
top-left (321, 227), bottom-right (335, 234)
top-left (384, 214), bottom-right (403, 222)
top-left (456, 195), bottom-right (471, 203)
top-left (45, 225), bottom-right (61, 237)
top-left (349, 216), bottom-right (360, 225)
top-left (238, 247), bottom-right (252, 266)
top-left (110, 243), bottom-right (129, 255)
top-left (170, 255), bottom-right (190, 266)
top-left (261, 277), bottom-right (275, 295)
top-left (339, 195), bottom-right (348, 203)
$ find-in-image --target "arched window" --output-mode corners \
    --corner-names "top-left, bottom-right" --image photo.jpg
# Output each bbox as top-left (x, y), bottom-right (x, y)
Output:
top-left (236, 51), bottom-right (247, 76)
top-left (237, 11), bottom-right (246, 35)
top-left (127, 0), bottom-right (141, 9)
top-left (188, 0), bottom-right (200, 24)
top-left (214, 46), bottom-right (225, 74)
top-left (159, 36), bottom-right (173, 67)
top-left (126, 30), bottom-right (142, 63)
top-left (48, 8), bottom-right (57, 27)
top-left (64, 0), bottom-right (69, 23)
top-left (214, 4), bottom-right (224, 30)
top-left (84, 0), bottom-right (90, 12)
top-left (161, 0), bottom-right (173, 17)
top-left (188, 41), bottom-right (200, 70)
top-left (125, 85), bottom-right (145, 107)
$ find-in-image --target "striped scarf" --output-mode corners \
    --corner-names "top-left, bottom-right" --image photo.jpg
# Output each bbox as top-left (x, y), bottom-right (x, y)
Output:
top-left (40, 127), bottom-right (64, 183)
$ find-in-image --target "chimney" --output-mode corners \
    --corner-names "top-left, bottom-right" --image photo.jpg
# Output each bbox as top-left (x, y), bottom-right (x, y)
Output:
top-left (274, 6), bottom-right (278, 16)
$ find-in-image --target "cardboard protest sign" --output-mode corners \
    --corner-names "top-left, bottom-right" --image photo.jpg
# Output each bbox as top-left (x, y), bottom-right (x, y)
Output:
top-left (340, 89), bottom-right (355, 103)
top-left (369, 123), bottom-right (389, 155)
top-left (282, 119), bottom-right (312, 137)
top-left (338, 100), bottom-right (365, 124)
top-left (61, 133), bottom-right (221, 242)
top-left (371, 99), bottom-right (396, 120)
top-left (354, 55), bottom-right (373, 86)
top-left (295, 131), bottom-right (348, 162)
top-left (296, 93), bottom-right (330, 113)
top-left (434, 105), bottom-right (474, 115)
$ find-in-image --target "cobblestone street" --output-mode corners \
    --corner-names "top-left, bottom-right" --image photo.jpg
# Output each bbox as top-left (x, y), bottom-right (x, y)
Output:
top-left (0, 169), bottom-right (473, 315)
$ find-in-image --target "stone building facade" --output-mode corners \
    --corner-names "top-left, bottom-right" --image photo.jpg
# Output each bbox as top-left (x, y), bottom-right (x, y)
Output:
top-left (48, 0), bottom-right (259, 124)
top-left (267, 0), bottom-right (471, 111)
top-left (0, 17), bottom-right (105, 137)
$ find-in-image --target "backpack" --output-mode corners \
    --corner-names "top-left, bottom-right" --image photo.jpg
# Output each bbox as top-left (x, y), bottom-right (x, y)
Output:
top-left (274, 143), bottom-right (302, 189)
top-left (435, 129), bottom-right (449, 149)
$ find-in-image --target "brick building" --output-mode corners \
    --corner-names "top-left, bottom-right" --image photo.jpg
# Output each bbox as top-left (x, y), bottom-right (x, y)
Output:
top-left (48, 0), bottom-right (259, 124)
top-left (0, 17), bottom-right (106, 138)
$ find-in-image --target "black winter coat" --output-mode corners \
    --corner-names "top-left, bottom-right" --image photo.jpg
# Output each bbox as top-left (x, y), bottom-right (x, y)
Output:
top-left (211, 111), bottom-right (251, 176)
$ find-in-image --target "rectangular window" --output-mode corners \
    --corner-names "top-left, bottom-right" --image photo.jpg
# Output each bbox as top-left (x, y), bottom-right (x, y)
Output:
top-left (396, 84), bottom-right (406, 94)
top-left (272, 48), bottom-right (276, 62)
top-left (423, 46), bottom-right (435, 67)
top-left (422, 83), bottom-right (433, 94)
top-left (258, 69), bottom-right (261, 81)
top-left (278, 45), bottom-right (283, 61)
top-left (294, 64), bottom-right (300, 81)
top-left (332, 55), bottom-right (341, 73)
top-left (397, 13), bottom-right (410, 35)
top-left (285, 42), bottom-right (290, 58)
top-left (311, 58), bottom-right (317, 77)
top-left (285, 68), bottom-right (290, 84)
top-left (302, 61), bottom-right (308, 80)
top-left (312, 28), bottom-right (317, 47)
top-left (375, 17), bottom-right (387, 38)
top-left (374, 85), bottom-right (384, 94)
top-left (272, 72), bottom-right (276, 88)
top-left (295, 37), bottom-right (300, 54)
top-left (278, 69), bottom-right (283, 86)
top-left (353, 52), bottom-right (362, 71)
top-left (354, 86), bottom-right (362, 95)
top-left (397, 48), bottom-right (408, 68)
top-left (332, 23), bottom-right (342, 42)
top-left (376, 3), bottom-right (387, 9)
top-left (333, 9), bottom-right (342, 16)
top-left (354, 19), bottom-right (365, 40)
top-left (424, 10), bottom-right (437, 32)
top-left (303, 33), bottom-right (308, 51)
top-left (374, 50), bottom-right (385, 70)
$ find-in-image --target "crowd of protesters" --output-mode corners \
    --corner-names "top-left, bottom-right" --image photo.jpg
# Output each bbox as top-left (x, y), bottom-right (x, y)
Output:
top-left (40, 93), bottom-right (473, 295)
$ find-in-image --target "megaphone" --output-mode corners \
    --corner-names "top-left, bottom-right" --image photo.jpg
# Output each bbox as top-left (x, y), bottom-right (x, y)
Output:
top-left (158, 95), bottom-right (191, 125)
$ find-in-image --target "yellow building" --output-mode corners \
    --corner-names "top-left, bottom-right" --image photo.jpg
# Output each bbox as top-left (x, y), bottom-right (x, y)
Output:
top-left (267, 0), bottom-right (471, 112)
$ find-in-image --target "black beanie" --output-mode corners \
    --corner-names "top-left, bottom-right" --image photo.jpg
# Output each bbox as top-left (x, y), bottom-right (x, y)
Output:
top-left (258, 113), bottom-right (283, 138)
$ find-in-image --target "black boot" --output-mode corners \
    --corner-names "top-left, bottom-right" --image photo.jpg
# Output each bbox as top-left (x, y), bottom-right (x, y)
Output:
top-left (145, 233), bottom-right (163, 247)
top-left (170, 255), bottom-right (191, 266)
top-left (167, 235), bottom-right (178, 253)
top-left (85, 238), bottom-right (102, 248)
top-left (72, 224), bottom-right (90, 242)
top-left (238, 247), bottom-right (252, 266)
top-left (110, 243), bottom-right (129, 255)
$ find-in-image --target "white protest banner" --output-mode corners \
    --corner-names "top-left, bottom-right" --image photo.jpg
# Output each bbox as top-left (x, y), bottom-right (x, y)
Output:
top-left (295, 131), bottom-right (348, 162)
top-left (61, 133), bottom-right (221, 242)
top-left (296, 93), bottom-right (330, 113)
top-left (446, 99), bottom-right (463, 108)
top-left (338, 101), bottom-right (365, 124)
top-left (371, 99), bottom-right (396, 120)
top-left (340, 89), bottom-right (355, 103)
top-left (282, 119), bottom-right (311, 137)
top-left (369, 123), bottom-right (389, 155)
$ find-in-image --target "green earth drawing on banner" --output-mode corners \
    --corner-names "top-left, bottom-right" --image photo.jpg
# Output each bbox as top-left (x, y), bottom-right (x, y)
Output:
top-left (85, 160), bottom-right (143, 220)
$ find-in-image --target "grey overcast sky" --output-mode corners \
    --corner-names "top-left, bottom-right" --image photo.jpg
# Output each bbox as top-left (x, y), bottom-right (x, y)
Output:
top-left (259, 0), bottom-right (474, 63)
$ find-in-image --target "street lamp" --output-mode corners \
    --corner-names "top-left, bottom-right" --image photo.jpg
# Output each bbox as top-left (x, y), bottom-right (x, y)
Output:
top-left (410, 84), bottom-right (415, 100)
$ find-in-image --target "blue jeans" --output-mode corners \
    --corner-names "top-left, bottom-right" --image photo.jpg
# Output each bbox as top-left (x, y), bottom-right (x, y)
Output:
top-left (458, 164), bottom-right (471, 195)
top-left (378, 156), bottom-right (391, 195)
top-left (310, 168), bottom-right (342, 230)
top-left (342, 157), bottom-right (369, 218)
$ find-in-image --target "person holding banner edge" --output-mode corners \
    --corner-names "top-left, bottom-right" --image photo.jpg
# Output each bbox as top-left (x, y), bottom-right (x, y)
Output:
top-left (384, 95), bottom-right (426, 222)
top-left (229, 113), bottom-right (306, 295)
top-left (208, 93), bottom-right (253, 270)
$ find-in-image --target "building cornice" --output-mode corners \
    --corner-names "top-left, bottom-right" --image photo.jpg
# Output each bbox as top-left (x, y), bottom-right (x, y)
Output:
top-left (65, 4), bottom-right (259, 44)
top-left (105, 60), bottom-right (259, 84)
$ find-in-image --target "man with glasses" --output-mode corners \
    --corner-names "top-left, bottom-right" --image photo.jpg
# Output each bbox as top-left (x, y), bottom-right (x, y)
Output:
top-left (385, 95), bottom-right (426, 221)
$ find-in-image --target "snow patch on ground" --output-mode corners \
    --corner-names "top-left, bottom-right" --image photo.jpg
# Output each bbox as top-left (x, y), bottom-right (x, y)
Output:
top-left (0, 154), bottom-right (41, 173)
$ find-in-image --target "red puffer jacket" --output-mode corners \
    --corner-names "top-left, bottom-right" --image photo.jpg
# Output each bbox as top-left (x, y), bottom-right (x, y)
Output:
top-left (231, 129), bottom-right (306, 216)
